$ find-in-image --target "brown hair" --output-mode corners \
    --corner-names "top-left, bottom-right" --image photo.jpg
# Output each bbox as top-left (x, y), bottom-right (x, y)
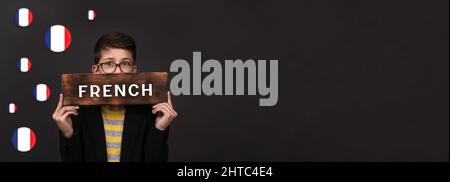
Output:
top-left (94, 32), bottom-right (136, 64)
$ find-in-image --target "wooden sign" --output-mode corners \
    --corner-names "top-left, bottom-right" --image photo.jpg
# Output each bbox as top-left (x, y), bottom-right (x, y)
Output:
top-left (61, 72), bottom-right (167, 106)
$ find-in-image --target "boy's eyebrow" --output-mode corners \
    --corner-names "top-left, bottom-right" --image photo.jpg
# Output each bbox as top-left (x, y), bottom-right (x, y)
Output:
top-left (102, 57), bottom-right (115, 61)
top-left (100, 57), bottom-right (134, 63)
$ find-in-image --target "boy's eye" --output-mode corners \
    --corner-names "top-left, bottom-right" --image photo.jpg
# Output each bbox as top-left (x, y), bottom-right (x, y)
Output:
top-left (104, 62), bottom-right (115, 66)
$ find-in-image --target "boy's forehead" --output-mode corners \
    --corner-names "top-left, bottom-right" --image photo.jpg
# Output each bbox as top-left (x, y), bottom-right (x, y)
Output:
top-left (100, 48), bottom-right (133, 59)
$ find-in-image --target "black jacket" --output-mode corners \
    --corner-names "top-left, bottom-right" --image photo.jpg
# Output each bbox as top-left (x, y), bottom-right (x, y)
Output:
top-left (59, 105), bottom-right (169, 162)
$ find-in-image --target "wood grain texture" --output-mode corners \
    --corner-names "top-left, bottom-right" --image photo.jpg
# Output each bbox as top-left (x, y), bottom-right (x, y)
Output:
top-left (62, 72), bottom-right (167, 106)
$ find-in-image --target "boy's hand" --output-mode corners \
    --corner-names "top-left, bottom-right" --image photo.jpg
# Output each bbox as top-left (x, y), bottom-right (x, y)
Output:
top-left (152, 91), bottom-right (178, 131)
top-left (52, 93), bottom-right (79, 138)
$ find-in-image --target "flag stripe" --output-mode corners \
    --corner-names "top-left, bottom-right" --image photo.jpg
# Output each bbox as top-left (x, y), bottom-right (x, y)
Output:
top-left (51, 25), bottom-right (65, 52)
top-left (36, 84), bottom-right (50, 101)
top-left (47, 85), bottom-right (51, 98)
top-left (88, 10), bottom-right (95, 20)
top-left (18, 8), bottom-right (29, 27)
top-left (15, 10), bottom-right (19, 25)
top-left (64, 27), bottom-right (71, 49)
top-left (17, 127), bottom-right (30, 152)
top-left (28, 9), bottom-right (33, 24)
top-left (20, 58), bottom-right (30, 72)
top-left (12, 130), bottom-right (18, 150)
top-left (9, 103), bottom-right (16, 113)
top-left (30, 129), bottom-right (36, 149)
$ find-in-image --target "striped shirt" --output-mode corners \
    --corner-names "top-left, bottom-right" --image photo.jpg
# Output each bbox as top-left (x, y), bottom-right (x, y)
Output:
top-left (101, 106), bottom-right (125, 162)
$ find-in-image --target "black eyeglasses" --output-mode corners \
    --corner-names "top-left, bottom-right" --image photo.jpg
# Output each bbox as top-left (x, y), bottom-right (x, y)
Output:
top-left (97, 61), bottom-right (136, 73)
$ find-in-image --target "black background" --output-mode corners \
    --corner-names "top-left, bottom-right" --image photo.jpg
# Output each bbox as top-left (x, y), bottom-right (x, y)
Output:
top-left (0, 0), bottom-right (448, 162)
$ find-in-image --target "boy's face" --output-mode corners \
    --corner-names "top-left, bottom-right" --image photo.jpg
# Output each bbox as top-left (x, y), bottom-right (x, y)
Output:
top-left (92, 48), bottom-right (137, 74)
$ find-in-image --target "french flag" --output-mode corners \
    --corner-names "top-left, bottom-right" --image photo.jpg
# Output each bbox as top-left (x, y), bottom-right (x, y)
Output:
top-left (12, 127), bottom-right (36, 152)
top-left (15, 8), bottom-right (33, 27)
top-left (8, 103), bottom-right (17, 113)
top-left (44, 25), bottom-right (72, 52)
top-left (87, 10), bottom-right (96, 21)
top-left (34, 83), bottom-right (51, 102)
top-left (18, 57), bottom-right (32, 72)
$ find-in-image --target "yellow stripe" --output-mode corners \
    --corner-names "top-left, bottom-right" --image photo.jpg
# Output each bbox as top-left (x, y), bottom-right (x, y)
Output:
top-left (104, 124), bottom-right (123, 131)
top-left (105, 136), bottom-right (122, 143)
top-left (101, 107), bottom-right (125, 121)
top-left (106, 147), bottom-right (121, 155)
top-left (102, 113), bottom-right (125, 121)
top-left (108, 159), bottom-right (120, 162)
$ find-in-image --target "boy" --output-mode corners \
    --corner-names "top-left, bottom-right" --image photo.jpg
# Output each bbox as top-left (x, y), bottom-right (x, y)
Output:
top-left (52, 32), bottom-right (177, 162)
